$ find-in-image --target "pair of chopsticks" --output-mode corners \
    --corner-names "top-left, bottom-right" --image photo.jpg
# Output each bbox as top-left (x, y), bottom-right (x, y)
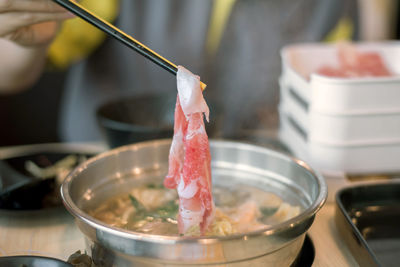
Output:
top-left (52, 0), bottom-right (206, 90)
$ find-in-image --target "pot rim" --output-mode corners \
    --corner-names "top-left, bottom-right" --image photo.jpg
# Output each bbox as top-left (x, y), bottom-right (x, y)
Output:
top-left (61, 139), bottom-right (327, 244)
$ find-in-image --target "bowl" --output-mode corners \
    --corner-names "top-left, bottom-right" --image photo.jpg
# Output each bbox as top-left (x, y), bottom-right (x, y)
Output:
top-left (0, 143), bottom-right (103, 212)
top-left (0, 255), bottom-right (72, 267)
top-left (61, 140), bottom-right (327, 266)
top-left (96, 93), bottom-right (220, 148)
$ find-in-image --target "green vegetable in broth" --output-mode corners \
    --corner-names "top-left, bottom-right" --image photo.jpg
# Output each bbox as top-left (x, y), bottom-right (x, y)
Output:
top-left (146, 183), bottom-right (164, 189)
top-left (150, 200), bottom-right (179, 220)
top-left (129, 194), bottom-right (178, 223)
top-left (129, 194), bottom-right (146, 212)
top-left (260, 207), bottom-right (278, 217)
top-left (91, 183), bottom-right (302, 236)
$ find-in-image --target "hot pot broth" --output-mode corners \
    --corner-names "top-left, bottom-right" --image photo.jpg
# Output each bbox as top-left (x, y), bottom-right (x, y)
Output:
top-left (89, 180), bottom-right (302, 236)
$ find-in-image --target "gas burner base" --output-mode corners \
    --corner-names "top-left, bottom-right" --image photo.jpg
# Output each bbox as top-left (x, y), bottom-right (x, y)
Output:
top-left (291, 235), bottom-right (315, 267)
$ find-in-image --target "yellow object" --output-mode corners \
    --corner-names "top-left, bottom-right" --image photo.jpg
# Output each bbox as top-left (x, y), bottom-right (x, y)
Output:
top-left (206, 0), bottom-right (237, 56)
top-left (324, 17), bottom-right (354, 42)
top-left (48, 0), bottom-right (120, 69)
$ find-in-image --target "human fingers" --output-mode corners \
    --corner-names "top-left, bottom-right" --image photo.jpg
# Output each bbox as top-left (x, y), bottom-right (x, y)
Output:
top-left (4, 21), bottom-right (61, 46)
top-left (0, 0), bottom-right (66, 13)
top-left (0, 10), bottom-right (73, 37)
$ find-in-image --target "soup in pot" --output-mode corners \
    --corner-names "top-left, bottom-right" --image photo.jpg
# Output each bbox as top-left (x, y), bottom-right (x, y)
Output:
top-left (89, 181), bottom-right (301, 236)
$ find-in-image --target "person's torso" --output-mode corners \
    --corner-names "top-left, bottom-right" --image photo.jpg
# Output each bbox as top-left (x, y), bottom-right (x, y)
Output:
top-left (60, 0), bottom-right (355, 142)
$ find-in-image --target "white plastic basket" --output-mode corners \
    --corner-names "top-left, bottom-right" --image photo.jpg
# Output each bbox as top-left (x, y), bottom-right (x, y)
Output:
top-left (279, 42), bottom-right (400, 174)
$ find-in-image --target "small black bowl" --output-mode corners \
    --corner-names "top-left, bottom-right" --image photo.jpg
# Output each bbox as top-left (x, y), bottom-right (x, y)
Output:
top-left (0, 143), bottom-right (101, 211)
top-left (96, 93), bottom-right (220, 148)
top-left (0, 255), bottom-right (72, 267)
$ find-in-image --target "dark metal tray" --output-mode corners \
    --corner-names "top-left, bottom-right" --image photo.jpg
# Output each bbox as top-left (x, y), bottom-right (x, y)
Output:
top-left (335, 182), bottom-right (400, 267)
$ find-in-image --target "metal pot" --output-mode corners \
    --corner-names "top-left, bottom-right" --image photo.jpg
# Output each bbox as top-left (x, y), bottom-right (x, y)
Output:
top-left (61, 140), bottom-right (327, 266)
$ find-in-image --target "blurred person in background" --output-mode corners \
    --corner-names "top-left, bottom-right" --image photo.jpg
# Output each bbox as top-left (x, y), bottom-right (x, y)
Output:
top-left (2, 0), bottom-right (389, 144)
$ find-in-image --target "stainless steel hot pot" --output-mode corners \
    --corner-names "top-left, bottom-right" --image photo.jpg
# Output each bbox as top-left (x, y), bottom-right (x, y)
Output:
top-left (61, 140), bottom-right (327, 266)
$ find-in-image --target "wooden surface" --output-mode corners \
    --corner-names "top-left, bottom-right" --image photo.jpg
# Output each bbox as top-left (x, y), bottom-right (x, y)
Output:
top-left (309, 204), bottom-right (358, 267)
top-left (0, 209), bottom-right (84, 260)
top-left (0, 203), bottom-right (359, 266)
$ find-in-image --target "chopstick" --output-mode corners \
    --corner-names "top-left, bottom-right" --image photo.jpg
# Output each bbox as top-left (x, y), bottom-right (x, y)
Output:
top-left (52, 0), bottom-right (206, 90)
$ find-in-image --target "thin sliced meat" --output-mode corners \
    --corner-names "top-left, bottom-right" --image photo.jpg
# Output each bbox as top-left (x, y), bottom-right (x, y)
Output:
top-left (164, 97), bottom-right (187, 189)
top-left (317, 42), bottom-right (392, 78)
top-left (165, 66), bottom-right (214, 235)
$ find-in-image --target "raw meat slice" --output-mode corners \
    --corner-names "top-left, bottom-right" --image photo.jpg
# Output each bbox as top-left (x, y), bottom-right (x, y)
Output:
top-left (165, 66), bottom-right (214, 235)
top-left (317, 43), bottom-right (392, 78)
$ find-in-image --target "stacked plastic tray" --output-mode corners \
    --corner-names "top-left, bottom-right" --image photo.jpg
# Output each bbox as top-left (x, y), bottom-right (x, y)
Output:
top-left (279, 42), bottom-right (400, 174)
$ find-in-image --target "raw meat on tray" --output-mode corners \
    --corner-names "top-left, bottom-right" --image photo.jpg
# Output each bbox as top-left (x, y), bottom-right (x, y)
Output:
top-left (317, 42), bottom-right (392, 78)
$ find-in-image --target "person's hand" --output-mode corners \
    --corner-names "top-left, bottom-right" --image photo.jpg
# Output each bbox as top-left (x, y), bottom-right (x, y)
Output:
top-left (0, 0), bottom-right (74, 47)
